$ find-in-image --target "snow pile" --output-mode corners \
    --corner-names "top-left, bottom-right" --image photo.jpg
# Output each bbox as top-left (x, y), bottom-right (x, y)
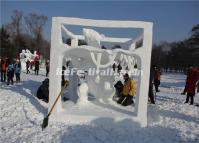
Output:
top-left (0, 71), bottom-right (199, 143)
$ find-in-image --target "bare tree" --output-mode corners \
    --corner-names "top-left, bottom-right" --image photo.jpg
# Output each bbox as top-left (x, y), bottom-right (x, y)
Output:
top-left (6, 10), bottom-right (23, 36)
top-left (25, 13), bottom-right (48, 53)
top-left (5, 10), bottom-right (23, 55)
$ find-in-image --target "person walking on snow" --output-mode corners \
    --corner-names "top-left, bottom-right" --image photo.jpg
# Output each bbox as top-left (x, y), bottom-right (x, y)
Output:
top-left (183, 66), bottom-right (199, 105)
top-left (117, 73), bottom-right (136, 106)
top-left (14, 59), bottom-right (21, 82)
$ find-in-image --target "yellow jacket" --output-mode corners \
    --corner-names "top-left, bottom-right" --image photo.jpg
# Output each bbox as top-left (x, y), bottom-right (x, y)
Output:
top-left (122, 79), bottom-right (136, 96)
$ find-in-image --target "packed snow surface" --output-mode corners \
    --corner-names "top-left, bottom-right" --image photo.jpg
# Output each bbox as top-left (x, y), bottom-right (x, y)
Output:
top-left (0, 71), bottom-right (199, 143)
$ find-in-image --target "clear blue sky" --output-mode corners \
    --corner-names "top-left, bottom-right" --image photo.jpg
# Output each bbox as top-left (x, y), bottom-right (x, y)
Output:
top-left (1, 1), bottom-right (199, 43)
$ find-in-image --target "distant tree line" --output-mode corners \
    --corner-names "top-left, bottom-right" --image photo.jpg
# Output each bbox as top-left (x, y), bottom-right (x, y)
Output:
top-left (0, 10), bottom-right (50, 60)
top-left (151, 24), bottom-right (199, 72)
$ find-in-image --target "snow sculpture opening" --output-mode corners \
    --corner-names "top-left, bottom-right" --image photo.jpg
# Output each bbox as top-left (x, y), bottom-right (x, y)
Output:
top-left (49, 17), bottom-right (153, 127)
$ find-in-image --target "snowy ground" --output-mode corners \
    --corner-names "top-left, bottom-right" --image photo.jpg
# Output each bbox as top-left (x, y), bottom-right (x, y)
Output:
top-left (0, 70), bottom-right (199, 143)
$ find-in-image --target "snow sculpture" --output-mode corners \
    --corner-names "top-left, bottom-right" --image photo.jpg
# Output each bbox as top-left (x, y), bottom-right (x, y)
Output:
top-left (49, 17), bottom-right (153, 127)
top-left (19, 49), bottom-right (39, 70)
top-left (83, 28), bottom-right (104, 48)
top-left (77, 82), bottom-right (89, 105)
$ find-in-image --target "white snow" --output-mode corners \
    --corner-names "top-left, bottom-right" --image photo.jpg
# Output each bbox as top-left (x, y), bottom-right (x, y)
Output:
top-left (0, 71), bottom-right (199, 143)
top-left (77, 82), bottom-right (89, 105)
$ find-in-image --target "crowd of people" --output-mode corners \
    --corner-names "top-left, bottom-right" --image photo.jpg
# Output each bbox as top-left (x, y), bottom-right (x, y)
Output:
top-left (25, 58), bottom-right (50, 77)
top-left (1, 56), bottom-right (199, 107)
top-left (0, 57), bottom-right (50, 86)
top-left (0, 58), bottom-right (22, 85)
top-left (25, 56), bottom-right (40, 75)
top-left (114, 64), bottom-right (199, 106)
top-left (113, 64), bottom-right (162, 106)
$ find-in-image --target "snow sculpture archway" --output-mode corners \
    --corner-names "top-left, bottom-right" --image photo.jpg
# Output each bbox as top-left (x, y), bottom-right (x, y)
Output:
top-left (49, 17), bottom-right (153, 127)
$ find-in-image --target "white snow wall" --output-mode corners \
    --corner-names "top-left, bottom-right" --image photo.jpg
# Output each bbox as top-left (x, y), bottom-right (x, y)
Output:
top-left (49, 17), bottom-right (153, 127)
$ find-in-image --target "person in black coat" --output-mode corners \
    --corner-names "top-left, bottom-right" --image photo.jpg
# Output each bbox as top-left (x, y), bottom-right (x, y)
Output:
top-left (148, 65), bottom-right (155, 104)
top-left (113, 80), bottom-right (123, 101)
top-left (26, 60), bottom-right (30, 74)
top-left (36, 78), bottom-right (49, 103)
top-left (35, 60), bottom-right (40, 75)
top-left (46, 60), bottom-right (50, 77)
top-left (117, 63), bottom-right (122, 73)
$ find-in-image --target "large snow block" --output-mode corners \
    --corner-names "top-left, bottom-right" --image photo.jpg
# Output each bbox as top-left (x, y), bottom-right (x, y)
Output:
top-left (49, 17), bottom-right (153, 127)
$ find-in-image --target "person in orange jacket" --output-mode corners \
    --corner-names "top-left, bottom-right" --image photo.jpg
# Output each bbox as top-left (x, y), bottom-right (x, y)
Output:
top-left (117, 73), bottom-right (136, 106)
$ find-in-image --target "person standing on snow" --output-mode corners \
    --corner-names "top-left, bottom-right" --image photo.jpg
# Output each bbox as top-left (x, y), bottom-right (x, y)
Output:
top-left (7, 59), bottom-right (14, 85)
top-left (154, 67), bottom-right (161, 92)
top-left (112, 63), bottom-right (116, 72)
top-left (0, 59), bottom-right (7, 82)
top-left (34, 58), bottom-right (40, 75)
top-left (148, 65), bottom-right (155, 104)
top-left (117, 63), bottom-right (122, 74)
top-left (26, 59), bottom-right (30, 74)
top-left (117, 73), bottom-right (136, 106)
top-left (183, 66), bottom-right (199, 105)
top-left (14, 59), bottom-right (21, 82)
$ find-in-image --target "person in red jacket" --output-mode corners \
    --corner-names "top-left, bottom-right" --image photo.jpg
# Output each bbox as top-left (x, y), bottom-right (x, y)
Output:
top-left (184, 66), bottom-right (199, 105)
top-left (1, 58), bottom-right (7, 82)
